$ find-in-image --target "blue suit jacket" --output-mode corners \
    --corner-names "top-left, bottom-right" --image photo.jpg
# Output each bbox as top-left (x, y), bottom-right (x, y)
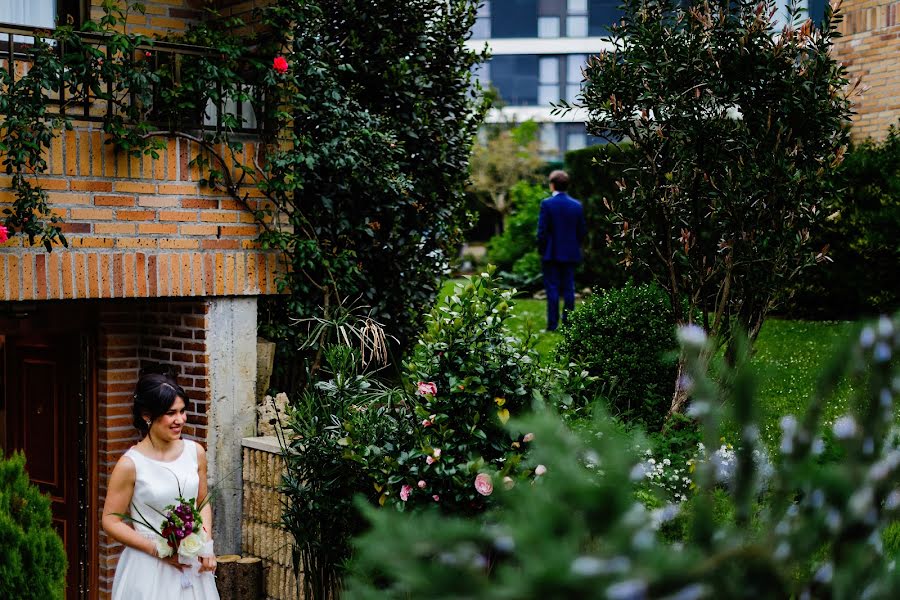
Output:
top-left (537, 192), bottom-right (587, 263)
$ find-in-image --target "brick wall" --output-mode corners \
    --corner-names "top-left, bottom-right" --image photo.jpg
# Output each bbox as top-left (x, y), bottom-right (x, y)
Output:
top-left (832, 1), bottom-right (900, 140)
top-left (0, 126), bottom-right (283, 301)
top-left (96, 298), bottom-right (211, 597)
top-left (88, 0), bottom-right (207, 36)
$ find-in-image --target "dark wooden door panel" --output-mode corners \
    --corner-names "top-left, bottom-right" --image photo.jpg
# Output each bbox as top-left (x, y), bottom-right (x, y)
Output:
top-left (6, 332), bottom-right (81, 600)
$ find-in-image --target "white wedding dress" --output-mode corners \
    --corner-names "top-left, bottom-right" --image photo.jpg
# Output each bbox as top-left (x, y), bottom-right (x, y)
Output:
top-left (111, 440), bottom-right (220, 600)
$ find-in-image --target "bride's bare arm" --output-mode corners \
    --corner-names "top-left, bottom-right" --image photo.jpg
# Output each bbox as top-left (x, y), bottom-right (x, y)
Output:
top-left (101, 456), bottom-right (157, 556)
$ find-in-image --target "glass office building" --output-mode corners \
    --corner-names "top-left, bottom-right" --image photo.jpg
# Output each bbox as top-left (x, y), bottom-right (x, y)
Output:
top-left (469, 0), bottom-right (826, 159)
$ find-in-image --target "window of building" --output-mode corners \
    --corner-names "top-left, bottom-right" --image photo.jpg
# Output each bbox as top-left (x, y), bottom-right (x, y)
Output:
top-left (472, 1), bottom-right (491, 39)
top-left (0, 1), bottom-right (83, 29)
top-left (491, 0), bottom-right (538, 38)
top-left (566, 131), bottom-right (586, 152)
top-left (565, 54), bottom-right (586, 104)
top-left (538, 16), bottom-right (560, 38)
top-left (566, 15), bottom-right (588, 37)
top-left (490, 54), bottom-right (539, 106)
top-left (472, 61), bottom-right (491, 89)
top-left (587, 0), bottom-right (621, 36)
top-left (773, 0), bottom-right (809, 29)
top-left (541, 123), bottom-right (559, 152)
top-left (538, 56), bottom-right (559, 106)
top-left (566, 0), bottom-right (588, 37)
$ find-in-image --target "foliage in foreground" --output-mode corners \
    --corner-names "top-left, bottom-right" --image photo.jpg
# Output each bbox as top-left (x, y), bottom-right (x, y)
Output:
top-left (347, 316), bottom-right (900, 599)
top-left (0, 452), bottom-right (67, 600)
top-left (280, 271), bottom-right (587, 598)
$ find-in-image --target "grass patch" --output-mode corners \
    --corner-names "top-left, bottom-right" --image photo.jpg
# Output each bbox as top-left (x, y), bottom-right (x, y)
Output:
top-left (439, 278), bottom-right (861, 445)
top-left (440, 277), bottom-right (565, 358)
top-left (751, 318), bottom-right (857, 449)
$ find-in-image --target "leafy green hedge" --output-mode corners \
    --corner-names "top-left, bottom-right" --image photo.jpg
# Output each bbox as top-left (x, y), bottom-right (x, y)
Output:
top-left (781, 125), bottom-right (900, 318)
top-left (565, 144), bottom-right (645, 290)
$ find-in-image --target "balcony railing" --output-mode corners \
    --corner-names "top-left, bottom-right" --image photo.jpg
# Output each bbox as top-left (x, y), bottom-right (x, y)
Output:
top-left (0, 22), bottom-right (264, 135)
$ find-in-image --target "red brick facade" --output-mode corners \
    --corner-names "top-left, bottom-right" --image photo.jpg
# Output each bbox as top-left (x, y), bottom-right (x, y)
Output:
top-left (832, 1), bottom-right (900, 140)
top-left (0, 4), bottom-right (282, 598)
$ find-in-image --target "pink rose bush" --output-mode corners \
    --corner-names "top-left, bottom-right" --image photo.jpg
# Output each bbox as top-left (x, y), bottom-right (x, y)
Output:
top-left (0, 225), bottom-right (8, 244)
top-left (474, 473), bottom-right (493, 496)
top-left (417, 381), bottom-right (437, 397)
top-left (400, 485), bottom-right (413, 502)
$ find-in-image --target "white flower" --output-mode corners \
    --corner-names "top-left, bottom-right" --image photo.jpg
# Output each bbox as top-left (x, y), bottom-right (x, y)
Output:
top-left (833, 415), bottom-right (858, 440)
top-left (677, 324), bottom-right (707, 348)
top-left (877, 316), bottom-right (894, 338)
top-left (860, 327), bottom-right (876, 348)
top-left (606, 578), bottom-right (648, 600)
top-left (178, 532), bottom-right (205, 559)
top-left (534, 464), bottom-right (547, 476)
top-left (155, 536), bottom-right (173, 558)
top-left (874, 342), bottom-right (892, 363)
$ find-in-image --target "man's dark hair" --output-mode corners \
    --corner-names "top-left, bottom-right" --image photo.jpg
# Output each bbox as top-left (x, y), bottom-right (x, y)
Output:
top-left (132, 372), bottom-right (188, 434)
top-left (549, 170), bottom-right (570, 191)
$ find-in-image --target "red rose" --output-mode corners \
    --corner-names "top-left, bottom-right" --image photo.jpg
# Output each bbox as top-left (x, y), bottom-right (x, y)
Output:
top-left (0, 225), bottom-right (8, 244)
top-left (273, 56), bottom-right (289, 74)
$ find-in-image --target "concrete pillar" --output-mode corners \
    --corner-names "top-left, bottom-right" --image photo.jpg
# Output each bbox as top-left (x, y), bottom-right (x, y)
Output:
top-left (206, 296), bottom-right (258, 553)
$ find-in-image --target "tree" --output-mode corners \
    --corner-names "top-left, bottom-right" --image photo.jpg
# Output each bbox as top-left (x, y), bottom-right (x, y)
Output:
top-left (469, 120), bottom-right (544, 233)
top-left (248, 0), bottom-right (490, 383)
top-left (578, 0), bottom-right (854, 415)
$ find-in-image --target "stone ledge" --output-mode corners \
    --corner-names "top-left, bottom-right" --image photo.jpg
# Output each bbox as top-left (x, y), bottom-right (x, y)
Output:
top-left (241, 435), bottom-right (281, 453)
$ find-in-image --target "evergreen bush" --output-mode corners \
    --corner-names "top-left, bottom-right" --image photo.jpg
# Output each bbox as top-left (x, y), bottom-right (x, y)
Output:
top-left (558, 282), bottom-right (678, 430)
top-left (0, 452), bottom-right (67, 600)
top-left (564, 144), bottom-right (641, 290)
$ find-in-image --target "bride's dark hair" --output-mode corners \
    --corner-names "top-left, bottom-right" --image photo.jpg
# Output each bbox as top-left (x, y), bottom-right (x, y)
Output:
top-left (132, 372), bottom-right (189, 434)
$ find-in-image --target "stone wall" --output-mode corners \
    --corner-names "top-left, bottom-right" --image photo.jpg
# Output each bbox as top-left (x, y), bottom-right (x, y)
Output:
top-left (242, 437), bottom-right (301, 600)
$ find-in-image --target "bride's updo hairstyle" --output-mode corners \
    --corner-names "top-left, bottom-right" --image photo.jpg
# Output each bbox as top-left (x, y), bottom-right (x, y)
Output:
top-left (132, 372), bottom-right (189, 435)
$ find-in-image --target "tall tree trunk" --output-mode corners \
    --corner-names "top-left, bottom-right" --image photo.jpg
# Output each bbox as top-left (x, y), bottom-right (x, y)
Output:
top-left (663, 354), bottom-right (689, 431)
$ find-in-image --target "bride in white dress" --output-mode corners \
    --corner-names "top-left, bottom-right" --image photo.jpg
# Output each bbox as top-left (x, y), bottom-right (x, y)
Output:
top-left (102, 374), bottom-right (219, 600)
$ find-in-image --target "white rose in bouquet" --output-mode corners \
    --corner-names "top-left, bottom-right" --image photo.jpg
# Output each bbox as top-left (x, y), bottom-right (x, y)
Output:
top-left (155, 536), bottom-right (174, 559)
top-left (177, 532), bottom-right (205, 559)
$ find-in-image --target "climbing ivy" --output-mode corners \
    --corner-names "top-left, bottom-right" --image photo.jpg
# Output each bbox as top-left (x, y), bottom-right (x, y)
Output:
top-left (0, 0), bottom-right (487, 363)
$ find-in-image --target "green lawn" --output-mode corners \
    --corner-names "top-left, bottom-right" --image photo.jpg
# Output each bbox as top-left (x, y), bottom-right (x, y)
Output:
top-left (439, 277), bottom-right (861, 447)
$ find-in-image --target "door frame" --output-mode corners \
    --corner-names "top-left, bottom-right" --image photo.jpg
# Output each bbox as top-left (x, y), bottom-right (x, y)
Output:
top-left (0, 302), bottom-right (98, 600)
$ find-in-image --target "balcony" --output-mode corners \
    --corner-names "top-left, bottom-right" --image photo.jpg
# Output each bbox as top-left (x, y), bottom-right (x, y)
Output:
top-left (0, 22), bottom-right (264, 136)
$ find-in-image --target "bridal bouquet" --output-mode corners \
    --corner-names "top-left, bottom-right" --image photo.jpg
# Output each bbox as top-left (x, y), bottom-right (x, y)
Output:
top-left (155, 495), bottom-right (213, 563)
top-left (120, 492), bottom-right (214, 587)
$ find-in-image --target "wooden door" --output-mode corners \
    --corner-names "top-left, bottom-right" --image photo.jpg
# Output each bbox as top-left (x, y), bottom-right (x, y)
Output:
top-left (3, 329), bottom-right (86, 599)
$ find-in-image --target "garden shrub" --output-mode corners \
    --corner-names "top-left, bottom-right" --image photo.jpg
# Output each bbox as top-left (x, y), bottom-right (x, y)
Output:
top-left (782, 124), bottom-right (900, 319)
top-left (485, 181), bottom-right (545, 272)
top-left (399, 269), bottom-right (544, 514)
top-left (0, 452), bottom-right (67, 600)
top-left (280, 345), bottom-right (411, 600)
top-left (280, 269), bottom-right (587, 596)
top-left (564, 143), bottom-right (640, 290)
top-left (558, 282), bottom-right (678, 430)
top-left (347, 316), bottom-right (900, 599)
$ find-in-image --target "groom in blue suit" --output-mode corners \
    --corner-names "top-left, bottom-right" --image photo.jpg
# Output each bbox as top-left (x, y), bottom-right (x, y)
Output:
top-left (537, 170), bottom-right (586, 331)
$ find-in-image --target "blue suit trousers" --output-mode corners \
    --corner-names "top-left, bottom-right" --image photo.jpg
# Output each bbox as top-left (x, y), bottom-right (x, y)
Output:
top-left (543, 261), bottom-right (576, 331)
